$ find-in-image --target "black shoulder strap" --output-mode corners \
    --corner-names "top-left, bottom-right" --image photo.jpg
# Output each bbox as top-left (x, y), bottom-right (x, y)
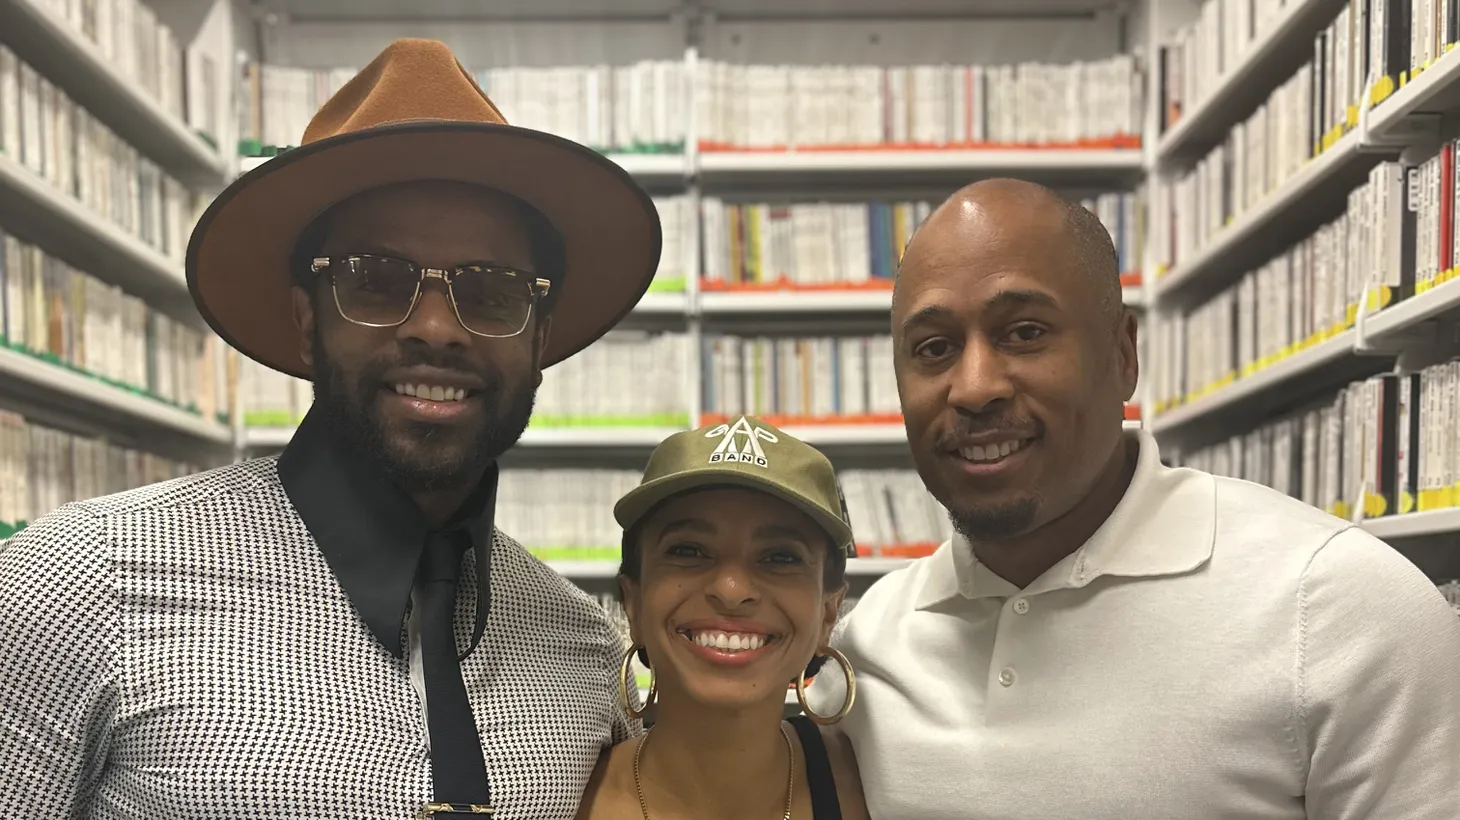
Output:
top-left (788, 715), bottom-right (843, 820)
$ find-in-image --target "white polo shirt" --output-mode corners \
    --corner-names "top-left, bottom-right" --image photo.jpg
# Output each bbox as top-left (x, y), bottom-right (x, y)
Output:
top-left (808, 430), bottom-right (1460, 819)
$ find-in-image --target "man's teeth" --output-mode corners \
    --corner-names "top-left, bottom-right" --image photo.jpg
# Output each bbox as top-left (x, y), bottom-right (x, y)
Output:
top-left (687, 630), bottom-right (769, 652)
top-left (959, 438), bottom-right (1028, 463)
top-left (394, 384), bottom-right (467, 402)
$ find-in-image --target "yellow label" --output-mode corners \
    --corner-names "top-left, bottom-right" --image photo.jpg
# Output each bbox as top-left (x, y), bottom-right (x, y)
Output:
top-left (1419, 489), bottom-right (1436, 512)
top-left (1363, 492), bottom-right (1389, 519)
top-left (1345, 303), bottom-right (1358, 325)
top-left (1220, 371), bottom-right (1236, 387)
top-left (1371, 75), bottom-right (1397, 105)
top-left (1400, 70), bottom-right (1410, 88)
top-left (1281, 343), bottom-right (1296, 359)
top-left (1240, 363), bottom-right (1258, 379)
top-left (1346, 105), bottom-right (1359, 128)
top-left (1330, 322), bottom-right (1347, 336)
top-left (1365, 286), bottom-right (1393, 312)
top-left (1400, 491), bottom-right (1416, 515)
top-left (1418, 278), bottom-right (1434, 295)
top-left (1332, 501), bottom-right (1352, 520)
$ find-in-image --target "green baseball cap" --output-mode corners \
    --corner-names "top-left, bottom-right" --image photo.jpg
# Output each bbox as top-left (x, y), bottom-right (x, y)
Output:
top-left (614, 415), bottom-right (857, 557)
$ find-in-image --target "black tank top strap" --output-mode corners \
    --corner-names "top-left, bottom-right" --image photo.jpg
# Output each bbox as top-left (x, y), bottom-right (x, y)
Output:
top-left (787, 714), bottom-right (843, 820)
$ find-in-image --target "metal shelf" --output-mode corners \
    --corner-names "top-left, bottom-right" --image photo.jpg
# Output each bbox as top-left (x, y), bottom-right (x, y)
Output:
top-left (1149, 330), bottom-right (1392, 443)
top-left (1154, 130), bottom-right (1385, 309)
top-left (238, 152), bottom-right (686, 184)
top-left (1365, 47), bottom-right (1460, 145)
top-left (0, 154), bottom-right (199, 324)
top-left (1362, 509), bottom-right (1460, 541)
top-left (700, 148), bottom-right (1143, 174)
top-left (700, 290), bottom-right (893, 314)
top-left (1155, 0), bottom-right (1350, 168)
top-left (0, 347), bottom-right (233, 446)
top-left (1364, 278), bottom-right (1460, 344)
top-left (0, 0), bottom-right (230, 189)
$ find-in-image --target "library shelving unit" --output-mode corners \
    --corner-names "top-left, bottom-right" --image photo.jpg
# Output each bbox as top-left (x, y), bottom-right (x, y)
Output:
top-left (0, 0), bottom-right (242, 537)
top-left (7, 0), bottom-right (1456, 585)
top-left (220, 0), bottom-right (1150, 583)
top-left (1144, 0), bottom-right (1460, 559)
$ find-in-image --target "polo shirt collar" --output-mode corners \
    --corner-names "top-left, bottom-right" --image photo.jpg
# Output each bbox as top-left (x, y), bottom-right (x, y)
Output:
top-left (915, 428), bottom-right (1216, 608)
top-left (277, 407), bottom-right (497, 658)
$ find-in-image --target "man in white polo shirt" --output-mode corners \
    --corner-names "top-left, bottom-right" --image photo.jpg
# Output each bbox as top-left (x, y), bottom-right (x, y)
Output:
top-left (807, 178), bottom-right (1460, 818)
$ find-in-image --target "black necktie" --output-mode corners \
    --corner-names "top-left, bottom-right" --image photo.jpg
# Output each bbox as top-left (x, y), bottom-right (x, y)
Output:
top-left (418, 531), bottom-right (490, 804)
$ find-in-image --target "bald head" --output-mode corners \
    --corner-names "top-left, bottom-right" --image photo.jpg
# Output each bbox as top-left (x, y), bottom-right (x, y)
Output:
top-left (896, 178), bottom-right (1122, 329)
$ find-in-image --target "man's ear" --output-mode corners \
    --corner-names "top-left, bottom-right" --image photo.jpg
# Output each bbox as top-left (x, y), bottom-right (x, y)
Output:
top-left (291, 285), bottom-right (316, 369)
top-left (1118, 308), bottom-right (1139, 401)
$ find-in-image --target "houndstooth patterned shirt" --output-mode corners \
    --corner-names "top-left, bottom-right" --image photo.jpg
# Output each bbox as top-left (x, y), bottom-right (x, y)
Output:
top-left (0, 452), bottom-right (638, 819)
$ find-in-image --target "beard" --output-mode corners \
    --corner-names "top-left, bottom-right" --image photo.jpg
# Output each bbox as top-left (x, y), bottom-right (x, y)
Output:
top-left (948, 496), bottom-right (1040, 543)
top-left (310, 324), bottom-right (537, 493)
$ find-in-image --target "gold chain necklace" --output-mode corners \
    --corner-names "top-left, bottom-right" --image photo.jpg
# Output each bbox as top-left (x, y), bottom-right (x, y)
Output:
top-left (634, 723), bottom-right (795, 820)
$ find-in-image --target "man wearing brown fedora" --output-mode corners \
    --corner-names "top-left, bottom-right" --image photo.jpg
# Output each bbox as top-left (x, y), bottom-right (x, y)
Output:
top-left (0, 39), bottom-right (657, 819)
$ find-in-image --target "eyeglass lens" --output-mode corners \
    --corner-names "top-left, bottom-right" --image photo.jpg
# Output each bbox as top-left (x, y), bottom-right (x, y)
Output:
top-left (331, 256), bottom-right (535, 336)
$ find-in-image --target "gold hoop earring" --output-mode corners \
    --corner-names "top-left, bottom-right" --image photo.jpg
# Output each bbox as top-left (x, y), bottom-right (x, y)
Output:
top-left (796, 647), bottom-right (855, 725)
top-left (619, 644), bottom-right (655, 720)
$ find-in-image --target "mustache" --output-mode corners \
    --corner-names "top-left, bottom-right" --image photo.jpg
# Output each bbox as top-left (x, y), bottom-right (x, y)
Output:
top-left (358, 347), bottom-right (502, 388)
top-left (934, 413), bottom-right (1042, 449)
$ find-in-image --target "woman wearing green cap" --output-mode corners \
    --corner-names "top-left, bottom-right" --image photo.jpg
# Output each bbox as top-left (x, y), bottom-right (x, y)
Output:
top-left (575, 415), bottom-right (870, 820)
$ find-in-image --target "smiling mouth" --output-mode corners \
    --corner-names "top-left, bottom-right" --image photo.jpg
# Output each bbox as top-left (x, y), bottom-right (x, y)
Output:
top-left (679, 629), bottom-right (778, 653)
top-left (953, 437), bottom-right (1036, 465)
top-left (391, 383), bottom-right (476, 402)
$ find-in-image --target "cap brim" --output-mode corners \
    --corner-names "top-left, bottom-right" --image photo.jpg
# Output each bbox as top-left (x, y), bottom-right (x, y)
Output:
top-left (187, 120), bottom-right (663, 379)
top-left (614, 467), bottom-right (857, 558)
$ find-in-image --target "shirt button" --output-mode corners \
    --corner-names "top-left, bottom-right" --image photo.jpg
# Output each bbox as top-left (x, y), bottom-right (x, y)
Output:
top-left (998, 667), bottom-right (1016, 687)
top-left (1012, 598), bottom-right (1030, 615)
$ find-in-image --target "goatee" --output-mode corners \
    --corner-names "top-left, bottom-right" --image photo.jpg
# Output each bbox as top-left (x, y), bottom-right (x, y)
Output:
top-left (310, 328), bottom-right (536, 493)
top-left (948, 497), bottom-right (1039, 543)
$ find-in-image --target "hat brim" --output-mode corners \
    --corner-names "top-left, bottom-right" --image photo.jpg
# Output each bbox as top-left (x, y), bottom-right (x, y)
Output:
top-left (186, 120), bottom-right (663, 379)
top-left (614, 467), bottom-right (858, 558)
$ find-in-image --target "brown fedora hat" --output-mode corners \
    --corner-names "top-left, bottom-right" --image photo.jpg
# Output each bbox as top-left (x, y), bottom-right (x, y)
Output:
top-left (186, 38), bottom-right (662, 379)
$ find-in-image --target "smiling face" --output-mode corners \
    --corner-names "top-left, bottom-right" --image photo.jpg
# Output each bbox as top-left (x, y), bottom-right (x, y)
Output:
top-left (291, 180), bottom-right (553, 492)
top-left (893, 181), bottom-right (1138, 542)
top-left (620, 488), bottom-right (844, 712)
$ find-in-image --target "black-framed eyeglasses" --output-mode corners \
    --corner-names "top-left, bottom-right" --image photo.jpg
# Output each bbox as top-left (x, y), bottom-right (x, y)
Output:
top-left (310, 254), bottom-right (552, 339)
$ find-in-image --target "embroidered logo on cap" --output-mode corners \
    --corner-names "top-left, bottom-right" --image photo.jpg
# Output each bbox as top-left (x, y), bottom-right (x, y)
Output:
top-left (705, 416), bottom-right (778, 467)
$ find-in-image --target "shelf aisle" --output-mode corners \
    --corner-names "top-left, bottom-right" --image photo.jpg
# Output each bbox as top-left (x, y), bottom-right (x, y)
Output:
top-left (1156, 0), bottom-right (1351, 168)
top-left (0, 155), bottom-right (194, 316)
top-left (0, 0), bottom-right (230, 189)
top-left (0, 347), bottom-right (233, 446)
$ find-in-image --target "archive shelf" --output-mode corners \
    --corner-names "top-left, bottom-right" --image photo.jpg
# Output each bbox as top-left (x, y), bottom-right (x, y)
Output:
top-left (1365, 44), bottom-right (1460, 145)
top-left (1362, 509), bottom-right (1460, 541)
top-left (0, 346), bottom-right (233, 446)
top-left (1365, 278), bottom-right (1460, 344)
top-left (0, 0), bottom-right (230, 189)
top-left (697, 286), bottom-right (1146, 315)
top-left (699, 289), bottom-right (893, 315)
top-left (1149, 330), bottom-right (1393, 442)
top-left (0, 154), bottom-right (198, 322)
top-left (1155, 0), bottom-right (1351, 168)
top-left (1153, 129), bottom-right (1384, 308)
top-left (698, 148), bottom-right (1144, 177)
top-left (239, 153), bottom-right (685, 185)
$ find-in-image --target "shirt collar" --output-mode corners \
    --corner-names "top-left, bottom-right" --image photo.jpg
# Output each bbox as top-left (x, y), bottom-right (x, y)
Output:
top-left (915, 428), bottom-right (1216, 608)
top-left (277, 407), bottom-right (498, 658)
